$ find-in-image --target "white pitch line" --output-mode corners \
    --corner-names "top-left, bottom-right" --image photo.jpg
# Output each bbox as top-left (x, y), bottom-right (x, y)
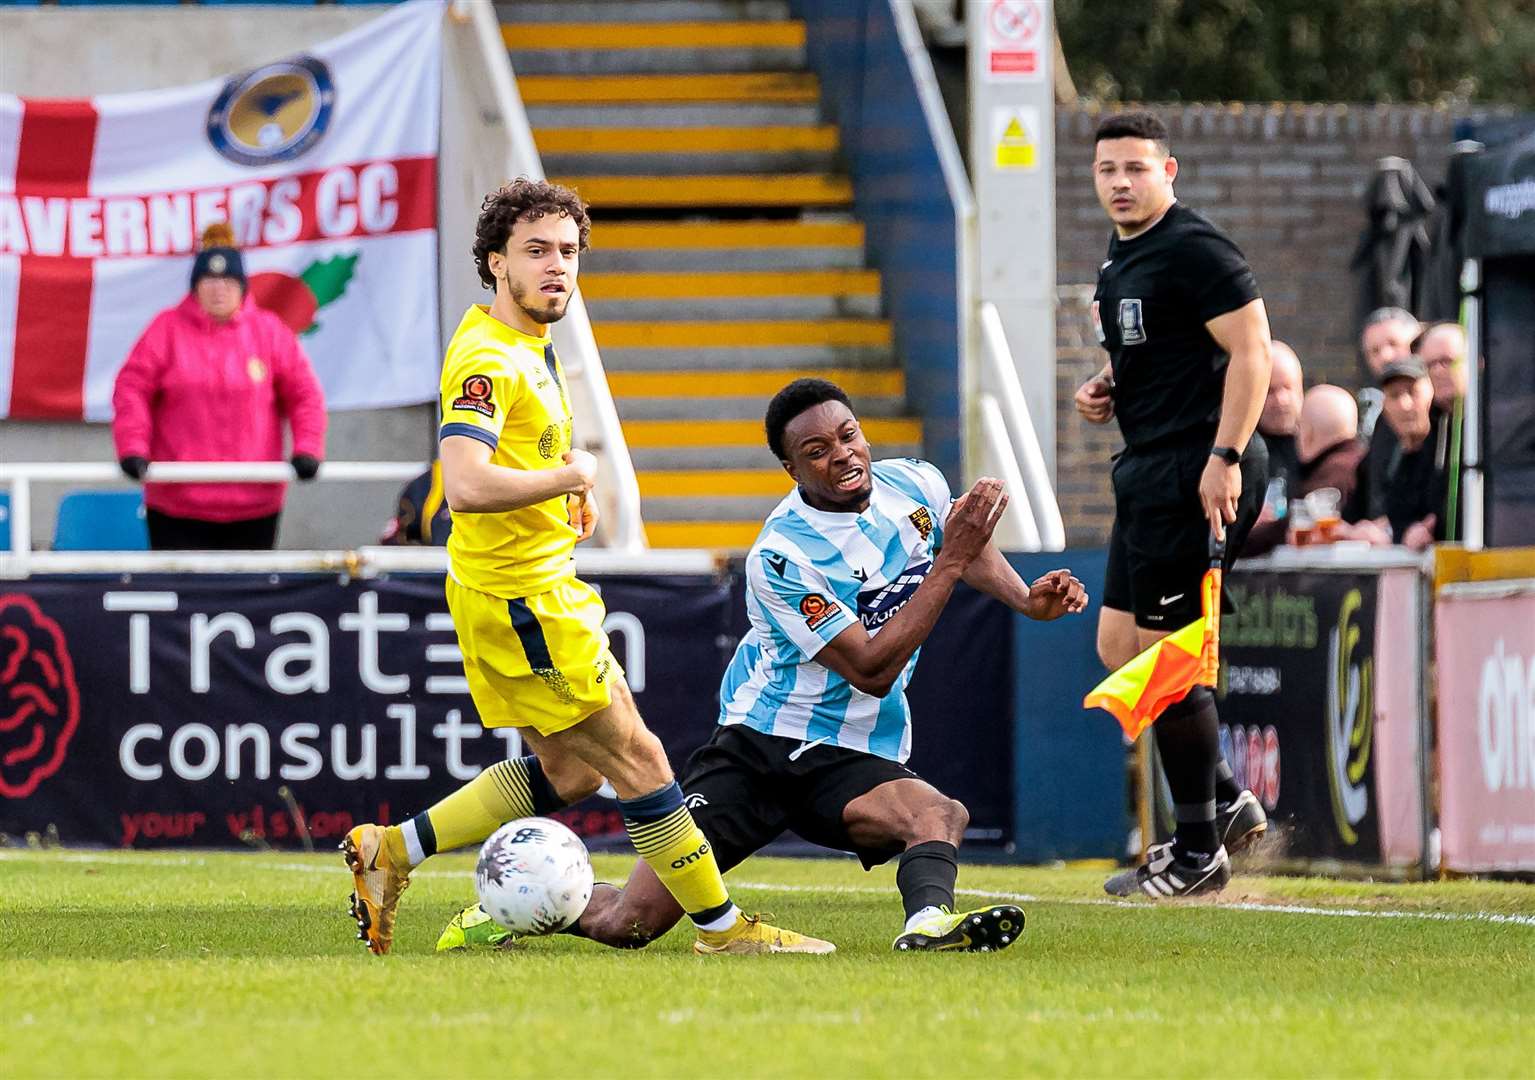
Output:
top-left (5, 851), bottom-right (1533, 929)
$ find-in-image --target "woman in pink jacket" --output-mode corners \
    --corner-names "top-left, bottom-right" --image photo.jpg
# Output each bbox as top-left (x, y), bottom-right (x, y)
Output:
top-left (112, 224), bottom-right (327, 550)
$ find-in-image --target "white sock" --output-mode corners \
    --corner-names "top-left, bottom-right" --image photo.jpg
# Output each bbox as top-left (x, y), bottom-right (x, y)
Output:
top-left (904, 905), bottom-right (944, 933)
top-left (399, 819), bottom-right (427, 869)
top-left (695, 904), bottom-right (741, 933)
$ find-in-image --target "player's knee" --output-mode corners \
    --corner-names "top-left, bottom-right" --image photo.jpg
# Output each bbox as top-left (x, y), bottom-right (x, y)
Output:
top-left (946, 797), bottom-right (970, 839)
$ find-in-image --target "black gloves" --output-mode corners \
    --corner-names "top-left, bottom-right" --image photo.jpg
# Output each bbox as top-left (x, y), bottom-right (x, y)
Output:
top-left (291, 454), bottom-right (321, 481)
top-left (119, 456), bottom-right (148, 481)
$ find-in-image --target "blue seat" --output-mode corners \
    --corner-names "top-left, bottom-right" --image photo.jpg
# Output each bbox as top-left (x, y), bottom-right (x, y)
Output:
top-left (52, 491), bottom-right (149, 552)
top-left (0, 493), bottom-right (10, 552)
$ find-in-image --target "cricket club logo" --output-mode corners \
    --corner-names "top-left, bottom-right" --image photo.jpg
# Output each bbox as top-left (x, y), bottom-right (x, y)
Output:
top-left (207, 55), bottom-right (335, 167)
top-left (857, 560), bottom-right (932, 631)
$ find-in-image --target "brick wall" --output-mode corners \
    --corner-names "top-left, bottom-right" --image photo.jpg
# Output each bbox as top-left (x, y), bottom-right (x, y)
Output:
top-left (1052, 103), bottom-right (1461, 544)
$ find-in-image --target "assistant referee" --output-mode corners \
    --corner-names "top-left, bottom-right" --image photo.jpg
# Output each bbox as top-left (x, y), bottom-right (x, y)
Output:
top-left (1074, 112), bottom-right (1272, 899)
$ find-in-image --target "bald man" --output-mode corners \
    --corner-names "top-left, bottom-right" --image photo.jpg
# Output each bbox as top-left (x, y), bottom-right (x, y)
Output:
top-left (1242, 385), bottom-right (1368, 556)
top-left (1416, 322), bottom-right (1467, 412)
top-left (1258, 341), bottom-right (1303, 489)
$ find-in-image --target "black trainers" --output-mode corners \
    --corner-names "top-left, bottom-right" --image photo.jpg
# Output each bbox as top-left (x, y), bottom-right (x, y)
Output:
top-left (1217, 791), bottom-right (1268, 854)
top-left (1104, 843), bottom-right (1231, 898)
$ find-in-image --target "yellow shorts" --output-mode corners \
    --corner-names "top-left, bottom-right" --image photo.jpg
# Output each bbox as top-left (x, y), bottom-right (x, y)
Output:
top-left (445, 574), bottom-right (622, 735)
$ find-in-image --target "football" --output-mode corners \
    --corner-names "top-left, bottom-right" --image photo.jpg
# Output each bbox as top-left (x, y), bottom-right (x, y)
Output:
top-left (475, 817), bottom-right (595, 935)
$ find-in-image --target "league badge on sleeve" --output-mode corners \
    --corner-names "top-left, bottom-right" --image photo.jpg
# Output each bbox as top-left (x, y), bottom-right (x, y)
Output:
top-left (452, 375), bottom-right (496, 418)
top-left (799, 593), bottom-right (842, 631)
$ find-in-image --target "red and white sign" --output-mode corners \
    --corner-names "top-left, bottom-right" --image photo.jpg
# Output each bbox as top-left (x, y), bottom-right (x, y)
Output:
top-left (0, 0), bottom-right (442, 420)
top-left (1436, 588), bottom-right (1535, 872)
top-left (985, 0), bottom-right (1046, 82)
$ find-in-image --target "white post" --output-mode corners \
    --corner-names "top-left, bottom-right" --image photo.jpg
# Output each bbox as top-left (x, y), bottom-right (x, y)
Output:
top-left (968, 0), bottom-right (1058, 479)
top-left (1461, 259), bottom-right (1483, 550)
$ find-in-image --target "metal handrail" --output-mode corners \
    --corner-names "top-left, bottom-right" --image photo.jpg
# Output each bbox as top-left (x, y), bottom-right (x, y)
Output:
top-left (978, 302), bottom-right (1066, 550)
top-left (0, 460), bottom-right (428, 561)
top-left (459, 0), bottom-right (646, 552)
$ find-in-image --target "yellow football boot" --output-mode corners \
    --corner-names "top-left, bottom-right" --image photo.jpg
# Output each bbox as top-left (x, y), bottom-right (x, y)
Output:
top-left (340, 823), bottom-right (411, 956)
top-left (892, 904), bottom-right (1025, 952)
top-left (693, 912), bottom-right (836, 956)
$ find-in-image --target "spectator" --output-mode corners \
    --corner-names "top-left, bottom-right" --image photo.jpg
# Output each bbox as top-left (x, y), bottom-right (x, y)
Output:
top-left (1244, 385), bottom-right (1367, 556)
top-left (1352, 357), bottom-right (1452, 550)
top-left (112, 223), bottom-right (327, 550)
top-left (1357, 306), bottom-right (1420, 440)
top-left (380, 460), bottom-right (452, 546)
top-left (1259, 340), bottom-right (1303, 489)
top-left (1416, 321), bottom-right (1467, 412)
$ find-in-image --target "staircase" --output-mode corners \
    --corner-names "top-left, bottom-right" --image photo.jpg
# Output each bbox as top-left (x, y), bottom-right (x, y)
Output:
top-left (502, 0), bottom-right (921, 549)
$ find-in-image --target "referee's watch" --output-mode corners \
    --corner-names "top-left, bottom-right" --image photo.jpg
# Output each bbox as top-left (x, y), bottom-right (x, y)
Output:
top-left (1210, 445), bottom-right (1242, 465)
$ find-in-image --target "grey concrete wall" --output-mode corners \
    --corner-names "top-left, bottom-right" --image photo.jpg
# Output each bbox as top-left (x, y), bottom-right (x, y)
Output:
top-left (0, 5), bottom-right (437, 550)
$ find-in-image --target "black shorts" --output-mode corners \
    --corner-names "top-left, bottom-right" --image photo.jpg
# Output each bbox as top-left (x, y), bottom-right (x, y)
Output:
top-left (679, 724), bottom-right (922, 872)
top-left (1103, 435), bottom-right (1267, 629)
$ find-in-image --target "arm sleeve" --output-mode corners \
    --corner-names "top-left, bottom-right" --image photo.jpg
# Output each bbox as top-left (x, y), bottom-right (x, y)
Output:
top-left (438, 349), bottom-right (521, 451)
top-left (1186, 231), bottom-right (1261, 323)
top-left (746, 546), bottom-right (854, 663)
top-left (271, 328), bottom-right (328, 458)
top-left (110, 318), bottom-right (167, 459)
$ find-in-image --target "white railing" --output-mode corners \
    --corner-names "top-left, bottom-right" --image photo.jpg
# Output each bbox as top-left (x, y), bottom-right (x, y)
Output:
top-left (1, 460), bottom-right (425, 564)
top-left (452, 0), bottom-right (646, 552)
top-left (978, 302), bottom-right (1066, 550)
top-left (891, 0), bottom-right (1064, 551)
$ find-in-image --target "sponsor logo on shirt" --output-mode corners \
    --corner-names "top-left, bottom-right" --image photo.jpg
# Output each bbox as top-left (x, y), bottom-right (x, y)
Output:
top-left (857, 560), bottom-right (931, 631)
top-left (799, 593), bottom-right (842, 631)
top-left (1118, 298), bottom-right (1147, 345)
top-left (452, 374), bottom-right (495, 418)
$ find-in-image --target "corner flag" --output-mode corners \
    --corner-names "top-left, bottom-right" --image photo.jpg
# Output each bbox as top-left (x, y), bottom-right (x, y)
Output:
top-left (1084, 537), bottom-right (1224, 739)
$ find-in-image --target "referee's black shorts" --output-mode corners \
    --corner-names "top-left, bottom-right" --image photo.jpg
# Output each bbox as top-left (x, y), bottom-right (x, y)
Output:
top-left (678, 724), bottom-right (922, 872)
top-left (1103, 433), bottom-right (1267, 630)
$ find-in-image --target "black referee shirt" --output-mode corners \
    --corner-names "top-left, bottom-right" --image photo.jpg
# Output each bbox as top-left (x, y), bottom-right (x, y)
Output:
top-left (1092, 201), bottom-right (1262, 449)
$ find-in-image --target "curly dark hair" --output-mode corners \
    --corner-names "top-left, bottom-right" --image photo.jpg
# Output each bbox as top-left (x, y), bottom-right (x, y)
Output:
top-left (472, 178), bottom-right (592, 289)
top-left (1094, 111), bottom-right (1170, 156)
top-left (764, 378), bottom-right (853, 460)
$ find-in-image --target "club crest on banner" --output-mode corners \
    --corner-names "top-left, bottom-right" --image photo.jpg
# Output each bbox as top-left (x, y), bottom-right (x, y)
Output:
top-left (207, 56), bottom-right (336, 166)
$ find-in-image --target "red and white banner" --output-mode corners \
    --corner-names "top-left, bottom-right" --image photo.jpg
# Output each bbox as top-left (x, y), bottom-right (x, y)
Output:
top-left (0, 0), bottom-right (441, 421)
top-left (1436, 586), bottom-right (1535, 872)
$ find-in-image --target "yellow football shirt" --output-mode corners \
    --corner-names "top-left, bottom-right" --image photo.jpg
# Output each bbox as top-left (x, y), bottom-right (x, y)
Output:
top-left (438, 304), bottom-right (577, 599)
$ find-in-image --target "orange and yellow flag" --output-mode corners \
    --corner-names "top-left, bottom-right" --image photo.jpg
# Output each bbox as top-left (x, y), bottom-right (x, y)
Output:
top-left (1084, 562), bottom-right (1223, 740)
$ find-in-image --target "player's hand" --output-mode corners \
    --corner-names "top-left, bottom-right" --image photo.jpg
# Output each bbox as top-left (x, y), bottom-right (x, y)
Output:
top-left (937, 477), bottom-right (1008, 570)
top-left (562, 449), bottom-right (598, 497)
top-left (1198, 457), bottom-right (1241, 542)
top-left (1074, 373), bottom-right (1115, 424)
top-left (1022, 569), bottom-right (1088, 621)
top-left (568, 493), bottom-right (598, 543)
top-left (1402, 514), bottom-right (1437, 552)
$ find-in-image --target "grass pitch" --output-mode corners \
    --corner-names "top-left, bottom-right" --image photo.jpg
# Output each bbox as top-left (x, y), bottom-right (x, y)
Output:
top-left (3, 849), bottom-right (1533, 1079)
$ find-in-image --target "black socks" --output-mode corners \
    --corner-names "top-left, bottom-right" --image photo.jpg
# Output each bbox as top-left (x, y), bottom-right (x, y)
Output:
top-left (1154, 686), bottom-right (1220, 856)
top-left (896, 840), bottom-right (959, 919)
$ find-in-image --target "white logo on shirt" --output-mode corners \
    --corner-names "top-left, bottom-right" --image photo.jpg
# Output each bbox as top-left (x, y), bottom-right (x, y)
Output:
top-left (1118, 298), bottom-right (1147, 345)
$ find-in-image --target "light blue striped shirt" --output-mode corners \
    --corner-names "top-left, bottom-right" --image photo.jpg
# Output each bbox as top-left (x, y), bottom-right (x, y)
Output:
top-left (717, 458), bottom-right (953, 763)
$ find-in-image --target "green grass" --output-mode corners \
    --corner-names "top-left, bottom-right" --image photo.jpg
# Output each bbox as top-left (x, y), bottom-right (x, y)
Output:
top-left (3, 849), bottom-right (1533, 1079)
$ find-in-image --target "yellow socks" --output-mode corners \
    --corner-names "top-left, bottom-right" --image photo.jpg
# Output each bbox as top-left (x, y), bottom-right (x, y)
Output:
top-left (620, 782), bottom-right (737, 930)
top-left (388, 757), bottom-right (565, 869)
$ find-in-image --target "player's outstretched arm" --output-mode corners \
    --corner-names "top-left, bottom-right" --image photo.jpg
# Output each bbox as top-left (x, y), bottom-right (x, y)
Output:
top-left (440, 435), bottom-right (595, 513)
top-left (962, 547), bottom-right (1088, 620)
top-left (817, 478), bottom-right (1007, 697)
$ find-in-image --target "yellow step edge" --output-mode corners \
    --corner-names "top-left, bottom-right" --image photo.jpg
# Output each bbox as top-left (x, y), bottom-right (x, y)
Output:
top-left (624, 417), bottom-right (921, 448)
top-left (646, 521), bottom-right (765, 549)
top-left (596, 319), bottom-right (891, 349)
top-left (503, 21), bottom-right (806, 50)
top-left (595, 221), bottom-right (864, 250)
top-left (552, 174), bottom-right (852, 208)
top-left (519, 73), bottom-right (819, 104)
top-left (608, 368), bottom-right (905, 398)
top-left (534, 125), bottom-right (839, 155)
top-left (638, 470), bottom-right (792, 498)
top-left (581, 270), bottom-right (880, 300)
